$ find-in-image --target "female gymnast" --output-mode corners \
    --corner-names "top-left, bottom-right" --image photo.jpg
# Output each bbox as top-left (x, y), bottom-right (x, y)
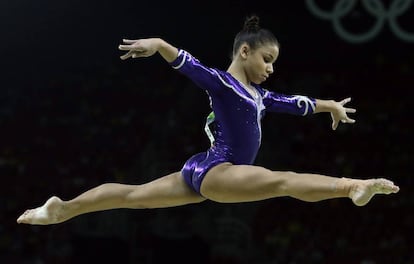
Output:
top-left (17, 15), bottom-right (399, 225)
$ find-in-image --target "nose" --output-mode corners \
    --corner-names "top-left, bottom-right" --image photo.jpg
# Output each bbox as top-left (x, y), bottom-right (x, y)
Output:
top-left (267, 64), bottom-right (274, 74)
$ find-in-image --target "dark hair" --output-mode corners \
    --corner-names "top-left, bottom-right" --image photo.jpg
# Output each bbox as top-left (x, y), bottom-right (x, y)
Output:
top-left (232, 15), bottom-right (280, 58)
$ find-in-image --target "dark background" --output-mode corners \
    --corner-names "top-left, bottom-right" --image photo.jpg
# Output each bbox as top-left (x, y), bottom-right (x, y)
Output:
top-left (1, 0), bottom-right (413, 263)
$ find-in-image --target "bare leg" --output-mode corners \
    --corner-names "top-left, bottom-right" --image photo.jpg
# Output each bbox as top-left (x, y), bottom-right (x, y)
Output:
top-left (17, 172), bottom-right (206, 225)
top-left (200, 163), bottom-right (399, 205)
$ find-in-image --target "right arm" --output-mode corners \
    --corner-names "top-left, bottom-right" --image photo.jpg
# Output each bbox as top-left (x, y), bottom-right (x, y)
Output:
top-left (119, 38), bottom-right (223, 93)
top-left (118, 38), bottom-right (178, 62)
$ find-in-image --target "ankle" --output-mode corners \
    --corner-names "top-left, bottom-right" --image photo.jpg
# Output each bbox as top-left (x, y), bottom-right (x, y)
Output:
top-left (332, 177), bottom-right (353, 197)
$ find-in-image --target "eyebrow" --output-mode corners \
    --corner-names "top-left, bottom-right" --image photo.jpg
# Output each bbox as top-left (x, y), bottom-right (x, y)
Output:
top-left (263, 52), bottom-right (276, 62)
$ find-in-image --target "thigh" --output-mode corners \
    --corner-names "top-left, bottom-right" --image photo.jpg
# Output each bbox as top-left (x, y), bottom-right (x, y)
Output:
top-left (200, 163), bottom-right (288, 203)
top-left (130, 171), bottom-right (207, 208)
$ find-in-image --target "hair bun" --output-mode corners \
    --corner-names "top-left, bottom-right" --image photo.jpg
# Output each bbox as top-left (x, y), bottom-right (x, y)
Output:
top-left (244, 15), bottom-right (260, 32)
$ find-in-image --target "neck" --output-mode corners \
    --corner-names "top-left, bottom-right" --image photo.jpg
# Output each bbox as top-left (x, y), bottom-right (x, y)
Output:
top-left (227, 63), bottom-right (257, 98)
top-left (227, 62), bottom-right (249, 87)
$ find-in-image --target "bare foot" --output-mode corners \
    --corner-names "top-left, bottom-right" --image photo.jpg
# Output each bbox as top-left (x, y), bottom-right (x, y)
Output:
top-left (349, 178), bottom-right (400, 206)
top-left (17, 196), bottom-right (65, 225)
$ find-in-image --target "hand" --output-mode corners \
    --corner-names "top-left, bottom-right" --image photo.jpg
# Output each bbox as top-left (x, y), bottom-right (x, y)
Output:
top-left (330, 97), bottom-right (356, 130)
top-left (118, 38), bottom-right (160, 60)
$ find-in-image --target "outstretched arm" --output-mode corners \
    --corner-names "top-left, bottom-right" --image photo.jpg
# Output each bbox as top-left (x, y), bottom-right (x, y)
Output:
top-left (118, 38), bottom-right (178, 62)
top-left (314, 97), bottom-right (356, 130)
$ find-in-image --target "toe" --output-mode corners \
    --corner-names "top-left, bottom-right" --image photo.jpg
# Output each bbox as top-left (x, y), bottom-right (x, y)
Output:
top-left (17, 213), bottom-right (26, 223)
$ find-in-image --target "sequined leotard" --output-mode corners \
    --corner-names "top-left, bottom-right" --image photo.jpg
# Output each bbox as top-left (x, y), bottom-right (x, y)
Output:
top-left (170, 49), bottom-right (316, 194)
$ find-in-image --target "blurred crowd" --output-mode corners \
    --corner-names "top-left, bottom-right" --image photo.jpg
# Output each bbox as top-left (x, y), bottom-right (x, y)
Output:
top-left (1, 52), bottom-right (413, 263)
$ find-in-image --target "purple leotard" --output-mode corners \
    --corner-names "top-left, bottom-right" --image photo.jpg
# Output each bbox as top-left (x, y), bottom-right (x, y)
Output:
top-left (170, 49), bottom-right (316, 194)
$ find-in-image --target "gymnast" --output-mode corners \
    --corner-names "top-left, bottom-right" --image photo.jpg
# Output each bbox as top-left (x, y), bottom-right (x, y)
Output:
top-left (17, 15), bottom-right (399, 225)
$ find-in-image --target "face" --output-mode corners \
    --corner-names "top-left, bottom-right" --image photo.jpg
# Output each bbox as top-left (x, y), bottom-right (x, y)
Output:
top-left (242, 43), bottom-right (279, 84)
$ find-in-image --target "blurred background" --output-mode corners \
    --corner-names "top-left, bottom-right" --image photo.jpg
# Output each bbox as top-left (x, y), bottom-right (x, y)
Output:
top-left (1, 0), bottom-right (413, 263)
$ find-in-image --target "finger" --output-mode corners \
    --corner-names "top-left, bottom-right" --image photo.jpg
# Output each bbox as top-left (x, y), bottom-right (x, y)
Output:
top-left (346, 118), bottom-right (356, 123)
top-left (132, 51), bottom-right (149, 58)
top-left (332, 120), bottom-right (338, 130)
top-left (118, 44), bottom-right (134, 51)
top-left (341, 118), bottom-right (356, 124)
top-left (123, 39), bottom-right (138, 44)
top-left (120, 51), bottom-right (133, 60)
top-left (345, 108), bottom-right (356, 113)
top-left (340, 97), bottom-right (352, 105)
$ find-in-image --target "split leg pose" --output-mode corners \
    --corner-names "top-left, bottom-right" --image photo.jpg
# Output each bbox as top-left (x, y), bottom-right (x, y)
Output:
top-left (17, 15), bottom-right (399, 226)
top-left (17, 164), bottom-right (398, 225)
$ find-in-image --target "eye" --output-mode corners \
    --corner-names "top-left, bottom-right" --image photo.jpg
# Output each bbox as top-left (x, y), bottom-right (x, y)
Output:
top-left (264, 57), bottom-right (272, 63)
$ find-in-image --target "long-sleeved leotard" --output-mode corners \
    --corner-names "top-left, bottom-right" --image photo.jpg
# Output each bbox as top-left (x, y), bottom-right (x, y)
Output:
top-left (170, 49), bottom-right (316, 194)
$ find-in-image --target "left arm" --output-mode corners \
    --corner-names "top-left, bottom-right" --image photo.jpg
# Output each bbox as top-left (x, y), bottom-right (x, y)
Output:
top-left (314, 97), bottom-right (356, 130)
top-left (262, 90), bottom-right (356, 130)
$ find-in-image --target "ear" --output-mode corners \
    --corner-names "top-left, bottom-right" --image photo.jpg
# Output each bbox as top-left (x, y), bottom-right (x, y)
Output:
top-left (239, 43), bottom-right (250, 59)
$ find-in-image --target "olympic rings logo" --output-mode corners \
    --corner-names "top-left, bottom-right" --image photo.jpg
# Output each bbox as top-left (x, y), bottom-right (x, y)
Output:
top-left (306, 0), bottom-right (414, 43)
